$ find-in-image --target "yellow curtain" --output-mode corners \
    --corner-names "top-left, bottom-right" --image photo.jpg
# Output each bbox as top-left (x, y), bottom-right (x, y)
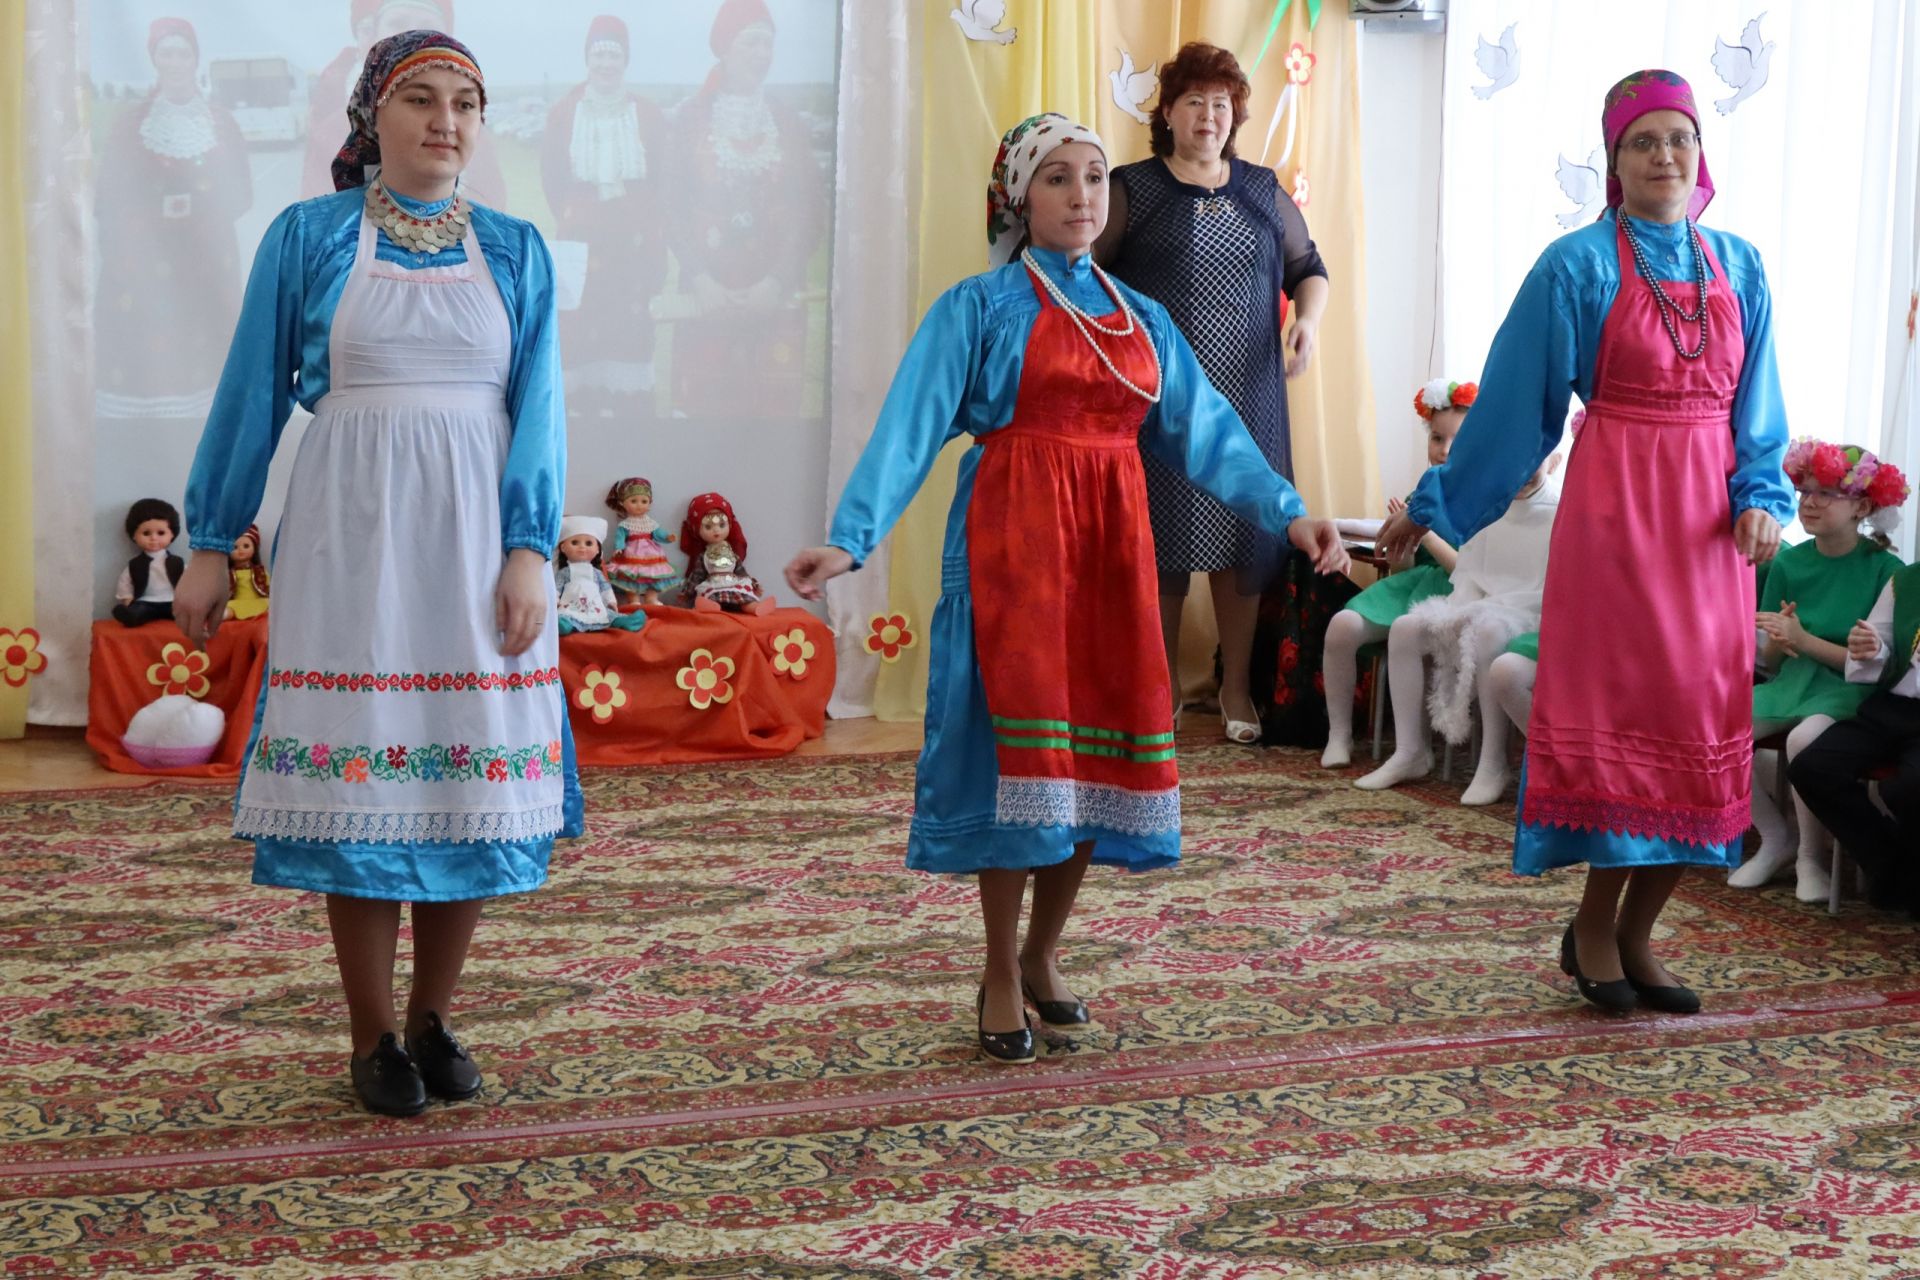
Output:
top-left (0, 0), bottom-right (37, 737)
top-left (872, 6), bottom-right (1103, 718)
top-left (873, 1), bottom-right (1375, 720)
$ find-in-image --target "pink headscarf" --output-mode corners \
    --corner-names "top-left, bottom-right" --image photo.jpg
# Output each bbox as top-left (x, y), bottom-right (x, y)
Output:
top-left (1601, 69), bottom-right (1714, 220)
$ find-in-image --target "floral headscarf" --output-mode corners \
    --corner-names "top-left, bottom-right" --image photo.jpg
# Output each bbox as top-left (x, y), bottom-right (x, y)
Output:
top-left (986, 113), bottom-right (1106, 267)
top-left (681, 492), bottom-right (748, 563)
top-left (147, 17), bottom-right (197, 61)
top-left (331, 28), bottom-right (486, 191)
top-left (1601, 68), bottom-right (1715, 220)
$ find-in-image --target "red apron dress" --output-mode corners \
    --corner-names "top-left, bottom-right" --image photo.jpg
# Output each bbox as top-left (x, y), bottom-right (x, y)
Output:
top-left (906, 265), bottom-right (1180, 873)
top-left (1517, 219), bottom-right (1751, 871)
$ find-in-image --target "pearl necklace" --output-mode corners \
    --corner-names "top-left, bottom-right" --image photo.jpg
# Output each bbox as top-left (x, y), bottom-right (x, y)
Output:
top-left (365, 179), bottom-right (471, 255)
top-left (1020, 248), bottom-right (1161, 404)
top-left (1620, 215), bottom-right (1710, 361)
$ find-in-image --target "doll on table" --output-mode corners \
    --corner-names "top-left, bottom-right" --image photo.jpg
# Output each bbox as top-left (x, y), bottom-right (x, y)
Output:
top-left (555, 516), bottom-right (647, 636)
top-left (680, 491), bottom-right (776, 615)
top-left (112, 497), bottom-right (185, 627)
top-left (603, 477), bottom-right (680, 608)
top-left (224, 523), bottom-right (271, 620)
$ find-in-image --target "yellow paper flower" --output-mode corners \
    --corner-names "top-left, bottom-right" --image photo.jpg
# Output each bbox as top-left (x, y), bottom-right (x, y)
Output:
top-left (771, 627), bottom-right (816, 679)
top-left (866, 613), bottom-right (916, 663)
top-left (575, 667), bottom-right (628, 723)
top-left (0, 628), bottom-right (47, 688)
top-left (146, 642), bottom-right (211, 698)
top-left (675, 648), bottom-right (736, 710)
top-left (1285, 42), bottom-right (1317, 85)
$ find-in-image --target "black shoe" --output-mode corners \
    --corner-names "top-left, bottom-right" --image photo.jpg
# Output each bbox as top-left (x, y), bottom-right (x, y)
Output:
top-left (350, 1032), bottom-right (428, 1116)
top-left (1021, 977), bottom-right (1094, 1033)
top-left (1626, 973), bottom-right (1701, 1015)
top-left (1559, 926), bottom-right (1638, 1013)
top-left (404, 1011), bottom-right (483, 1100)
top-left (975, 985), bottom-right (1036, 1065)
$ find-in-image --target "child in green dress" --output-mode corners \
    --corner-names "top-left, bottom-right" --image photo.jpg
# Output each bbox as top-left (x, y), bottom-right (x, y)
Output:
top-left (1731, 439), bottom-right (1908, 899)
top-left (1321, 380), bottom-right (1471, 767)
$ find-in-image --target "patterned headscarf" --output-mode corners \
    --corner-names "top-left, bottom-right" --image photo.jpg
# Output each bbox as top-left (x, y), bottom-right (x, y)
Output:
top-left (331, 28), bottom-right (486, 191)
top-left (587, 14), bottom-right (629, 59)
top-left (1601, 69), bottom-right (1715, 220)
top-left (987, 113), bottom-right (1107, 267)
top-left (147, 17), bottom-right (197, 61)
top-left (681, 492), bottom-right (748, 564)
top-left (710, 0), bottom-right (773, 57)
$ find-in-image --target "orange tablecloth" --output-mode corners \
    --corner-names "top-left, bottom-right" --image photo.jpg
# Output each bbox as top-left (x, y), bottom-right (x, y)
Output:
top-left (85, 617), bottom-right (268, 778)
top-left (561, 606), bottom-right (834, 766)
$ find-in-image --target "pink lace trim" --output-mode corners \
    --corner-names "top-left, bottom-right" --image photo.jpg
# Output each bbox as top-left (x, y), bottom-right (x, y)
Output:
top-left (1522, 788), bottom-right (1749, 847)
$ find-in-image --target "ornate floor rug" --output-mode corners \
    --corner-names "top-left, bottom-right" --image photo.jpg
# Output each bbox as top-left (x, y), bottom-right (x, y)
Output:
top-left (4, 745), bottom-right (1920, 1278)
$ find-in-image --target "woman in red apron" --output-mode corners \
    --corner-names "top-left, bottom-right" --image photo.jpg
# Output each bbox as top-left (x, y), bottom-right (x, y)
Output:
top-left (1381, 71), bottom-right (1793, 1015)
top-left (787, 114), bottom-right (1346, 1064)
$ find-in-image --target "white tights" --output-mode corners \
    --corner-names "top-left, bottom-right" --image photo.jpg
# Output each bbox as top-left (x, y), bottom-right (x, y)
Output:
top-left (1731, 715), bottom-right (1836, 900)
top-left (1321, 608), bottom-right (1387, 767)
top-left (1461, 652), bottom-right (1536, 805)
top-left (1353, 613), bottom-right (1440, 790)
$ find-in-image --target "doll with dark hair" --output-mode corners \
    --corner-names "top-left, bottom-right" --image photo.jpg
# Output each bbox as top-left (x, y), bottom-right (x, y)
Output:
top-left (112, 497), bottom-right (185, 626)
top-left (680, 491), bottom-right (774, 614)
top-left (224, 523), bottom-right (272, 620)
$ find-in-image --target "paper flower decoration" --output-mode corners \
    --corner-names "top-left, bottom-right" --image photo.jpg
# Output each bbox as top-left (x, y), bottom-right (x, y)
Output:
top-left (676, 649), bottom-right (736, 710)
top-left (772, 628), bottom-right (816, 680)
top-left (146, 642), bottom-right (211, 698)
top-left (575, 667), bottom-right (628, 723)
top-left (0, 628), bottom-right (46, 688)
top-left (866, 614), bottom-right (917, 663)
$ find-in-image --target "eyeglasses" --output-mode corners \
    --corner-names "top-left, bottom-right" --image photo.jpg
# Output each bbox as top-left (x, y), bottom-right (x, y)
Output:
top-left (1798, 489), bottom-right (1841, 508)
top-left (1624, 131), bottom-right (1700, 156)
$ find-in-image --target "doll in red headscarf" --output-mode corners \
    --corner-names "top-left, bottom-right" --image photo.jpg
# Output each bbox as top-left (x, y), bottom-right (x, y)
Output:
top-left (224, 524), bottom-right (272, 620)
top-left (680, 491), bottom-right (775, 614)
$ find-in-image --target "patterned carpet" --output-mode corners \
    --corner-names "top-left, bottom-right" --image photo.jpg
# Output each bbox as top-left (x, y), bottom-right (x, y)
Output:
top-left (4, 744), bottom-right (1920, 1278)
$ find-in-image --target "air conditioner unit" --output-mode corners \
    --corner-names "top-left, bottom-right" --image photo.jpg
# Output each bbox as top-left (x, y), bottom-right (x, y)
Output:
top-left (1350, 0), bottom-right (1447, 33)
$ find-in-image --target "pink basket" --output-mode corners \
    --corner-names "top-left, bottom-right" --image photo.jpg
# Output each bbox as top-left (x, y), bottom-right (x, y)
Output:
top-left (120, 737), bottom-right (219, 769)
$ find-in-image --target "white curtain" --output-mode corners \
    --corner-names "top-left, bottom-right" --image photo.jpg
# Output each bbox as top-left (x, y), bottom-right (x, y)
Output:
top-left (25, 0), bottom-right (93, 725)
top-left (821, 0), bottom-right (919, 719)
top-left (1876, 3), bottom-right (1920, 559)
top-left (1439, 0), bottom-right (1913, 505)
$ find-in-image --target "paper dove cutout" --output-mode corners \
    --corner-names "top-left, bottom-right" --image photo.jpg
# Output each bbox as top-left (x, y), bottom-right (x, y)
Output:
top-left (1554, 145), bottom-right (1607, 228)
top-left (1711, 13), bottom-right (1775, 115)
top-left (1472, 23), bottom-right (1519, 100)
top-left (951, 0), bottom-right (1016, 45)
top-left (1109, 49), bottom-right (1158, 125)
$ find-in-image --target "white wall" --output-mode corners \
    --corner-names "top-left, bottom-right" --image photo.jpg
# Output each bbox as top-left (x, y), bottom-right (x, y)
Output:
top-left (1356, 22), bottom-right (1446, 509)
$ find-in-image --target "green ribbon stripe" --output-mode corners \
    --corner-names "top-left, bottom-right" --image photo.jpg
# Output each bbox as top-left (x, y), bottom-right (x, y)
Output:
top-left (990, 716), bottom-right (1175, 746)
top-left (991, 717), bottom-right (1178, 763)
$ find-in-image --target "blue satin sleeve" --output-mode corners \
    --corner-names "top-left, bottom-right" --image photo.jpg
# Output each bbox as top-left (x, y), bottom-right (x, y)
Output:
top-left (826, 283), bottom-right (986, 568)
top-left (184, 203), bottom-right (312, 553)
top-left (498, 222), bottom-right (566, 556)
top-left (1138, 300), bottom-right (1307, 532)
top-left (1719, 242), bottom-right (1795, 526)
top-left (1407, 258), bottom-right (1583, 549)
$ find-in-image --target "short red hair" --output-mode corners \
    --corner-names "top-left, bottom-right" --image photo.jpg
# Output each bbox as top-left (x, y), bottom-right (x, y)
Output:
top-left (1150, 43), bottom-right (1252, 159)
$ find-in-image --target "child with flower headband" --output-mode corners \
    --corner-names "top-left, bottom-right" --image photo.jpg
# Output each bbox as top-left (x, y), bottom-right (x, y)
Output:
top-left (1730, 438), bottom-right (1908, 899)
top-left (603, 476), bottom-right (680, 607)
top-left (1320, 378), bottom-right (1473, 768)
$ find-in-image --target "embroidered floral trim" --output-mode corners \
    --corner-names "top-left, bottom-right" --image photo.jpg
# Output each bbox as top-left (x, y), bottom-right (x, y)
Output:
top-left (1523, 789), bottom-right (1749, 847)
top-left (995, 777), bottom-right (1182, 837)
top-left (268, 666), bottom-right (561, 693)
top-left (234, 803), bottom-right (564, 845)
top-left (251, 735), bottom-right (564, 785)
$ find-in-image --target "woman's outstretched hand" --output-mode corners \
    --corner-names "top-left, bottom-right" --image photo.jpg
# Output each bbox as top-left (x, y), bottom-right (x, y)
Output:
top-left (784, 546), bottom-right (854, 601)
top-left (496, 548), bottom-right (550, 656)
top-left (1376, 508), bottom-right (1428, 563)
top-left (173, 550), bottom-right (232, 648)
top-left (1733, 508), bottom-right (1782, 566)
top-left (1288, 517), bottom-right (1350, 576)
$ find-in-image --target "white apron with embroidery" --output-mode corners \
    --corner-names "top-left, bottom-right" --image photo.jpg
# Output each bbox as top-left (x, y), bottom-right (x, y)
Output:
top-left (235, 211), bottom-right (565, 845)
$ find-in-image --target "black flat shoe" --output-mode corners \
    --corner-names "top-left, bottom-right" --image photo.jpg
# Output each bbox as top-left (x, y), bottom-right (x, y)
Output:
top-left (1021, 978), bottom-right (1094, 1033)
top-left (1559, 926), bottom-right (1638, 1014)
top-left (1626, 974), bottom-right (1701, 1015)
top-left (350, 1032), bottom-right (428, 1116)
top-left (404, 1011), bottom-right (483, 1100)
top-left (975, 985), bottom-right (1036, 1066)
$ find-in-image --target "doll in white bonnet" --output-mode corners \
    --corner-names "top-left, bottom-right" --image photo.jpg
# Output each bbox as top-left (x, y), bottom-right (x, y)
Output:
top-left (555, 516), bottom-right (618, 634)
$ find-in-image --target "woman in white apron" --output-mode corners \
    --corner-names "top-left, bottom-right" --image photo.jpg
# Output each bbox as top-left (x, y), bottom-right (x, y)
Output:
top-left (175, 30), bottom-right (581, 1116)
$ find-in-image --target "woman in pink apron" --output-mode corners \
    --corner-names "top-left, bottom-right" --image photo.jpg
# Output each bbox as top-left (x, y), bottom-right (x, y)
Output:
top-left (1380, 70), bottom-right (1793, 1015)
top-left (175, 31), bottom-right (582, 1116)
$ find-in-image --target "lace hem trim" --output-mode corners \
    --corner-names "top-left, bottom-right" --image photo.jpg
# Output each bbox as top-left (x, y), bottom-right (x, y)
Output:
top-left (995, 777), bottom-right (1181, 837)
top-left (1521, 789), bottom-right (1748, 847)
top-left (235, 803), bottom-right (565, 845)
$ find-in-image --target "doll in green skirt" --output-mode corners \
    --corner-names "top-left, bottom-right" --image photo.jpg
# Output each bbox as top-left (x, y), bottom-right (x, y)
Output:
top-left (1321, 379), bottom-right (1473, 767)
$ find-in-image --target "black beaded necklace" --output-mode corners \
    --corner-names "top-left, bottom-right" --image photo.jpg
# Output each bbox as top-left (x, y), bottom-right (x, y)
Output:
top-left (1620, 214), bottom-right (1710, 360)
